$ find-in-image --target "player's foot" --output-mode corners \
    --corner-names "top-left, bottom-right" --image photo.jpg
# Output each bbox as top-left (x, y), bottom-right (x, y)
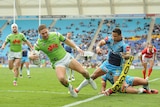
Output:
top-left (19, 74), bottom-right (23, 78)
top-left (150, 89), bottom-right (158, 94)
top-left (145, 76), bottom-right (149, 81)
top-left (68, 78), bottom-right (72, 82)
top-left (88, 78), bottom-right (97, 90)
top-left (74, 88), bottom-right (79, 93)
top-left (71, 76), bottom-right (75, 81)
top-left (143, 89), bottom-right (158, 94)
top-left (13, 80), bottom-right (17, 86)
top-left (68, 85), bottom-right (78, 97)
top-left (27, 75), bottom-right (31, 78)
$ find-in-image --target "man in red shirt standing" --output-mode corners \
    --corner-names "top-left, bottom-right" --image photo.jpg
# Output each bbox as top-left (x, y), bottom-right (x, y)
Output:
top-left (140, 43), bottom-right (156, 80)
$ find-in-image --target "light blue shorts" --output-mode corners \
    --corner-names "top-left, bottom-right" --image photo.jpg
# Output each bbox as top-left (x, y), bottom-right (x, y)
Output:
top-left (100, 61), bottom-right (122, 76)
top-left (125, 75), bottom-right (134, 86)
top-left (21, 57), bottom-right (30, 63)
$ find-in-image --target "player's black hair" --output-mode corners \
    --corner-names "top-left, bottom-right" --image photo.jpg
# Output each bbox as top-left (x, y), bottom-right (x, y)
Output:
top-left (112, 28), bottom-right (121, 35)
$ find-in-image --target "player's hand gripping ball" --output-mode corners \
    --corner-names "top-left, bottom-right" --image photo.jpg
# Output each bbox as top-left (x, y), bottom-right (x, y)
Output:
top-left (29, 50), bottom-right (41, 65)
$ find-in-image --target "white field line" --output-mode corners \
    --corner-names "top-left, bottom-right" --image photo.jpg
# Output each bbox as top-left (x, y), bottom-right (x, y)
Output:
top-left (62, 94), bottom-right (104, 107)
top-left (149, 78), bottom-right (160, 82)
top-left (62, 78), bottom-right (160, 107)
top-left (0, 90), bottom-right (66, 94)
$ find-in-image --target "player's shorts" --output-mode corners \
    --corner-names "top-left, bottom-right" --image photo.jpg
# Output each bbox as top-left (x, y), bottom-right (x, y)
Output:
top-left (54, 53), bottom-right (73, 68)
top-left (8, 51), bottom-right (22, 60)
top-left (21, 56), bottom-right (30, 63)
top-left (142, 56), bottom-right (154, 63)
top-left (100, 61), bottom-right (122, 76)
top-left (125, 75), bottom-right (134, 86)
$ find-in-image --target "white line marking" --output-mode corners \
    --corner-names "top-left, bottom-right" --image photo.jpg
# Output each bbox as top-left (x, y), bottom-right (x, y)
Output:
top-left (0, 90), bottom-right (93, 95)
top-left (0, 90), bottom-right (66, 94)
top-left (149, 78), bottom-right (160, 82)
top-left (62, 78), bottom-right (160, 107)
top-left (62, 94), bottom-right (104, 107)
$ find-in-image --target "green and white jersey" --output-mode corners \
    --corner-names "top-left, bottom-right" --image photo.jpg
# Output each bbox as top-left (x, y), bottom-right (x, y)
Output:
top-left (34, 32), bottom-right (67, 65)
top-left (5, 33), bottom-right (27, 52)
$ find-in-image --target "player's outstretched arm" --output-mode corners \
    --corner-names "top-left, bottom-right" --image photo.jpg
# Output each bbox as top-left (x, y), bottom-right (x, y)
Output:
top-left (64, 38), bottom-right (84, 54)
top-left (1, 42), bottom-right (7, 50)
top-left (25, 40), bottom-right (34, 50)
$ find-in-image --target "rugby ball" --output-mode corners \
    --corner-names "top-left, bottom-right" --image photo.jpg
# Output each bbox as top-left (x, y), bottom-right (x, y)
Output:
top-left (33, 58), bottom-right (41, 65)
top-left (29, 50), bottom-right (41, 65)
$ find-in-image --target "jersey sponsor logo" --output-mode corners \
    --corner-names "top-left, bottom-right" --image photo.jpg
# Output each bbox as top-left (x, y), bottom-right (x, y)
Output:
top-left (13, 39), bottom-right (20, 44)
top-left (48, 44), bottom-right (58, 52)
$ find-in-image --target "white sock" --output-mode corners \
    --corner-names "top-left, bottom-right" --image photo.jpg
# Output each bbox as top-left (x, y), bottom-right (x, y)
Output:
top-left (138, 88), bottom-right (144, 94)
top-left (68, 84), bottom-right (73, 90)
top-left (66, 67), bottom-right (71, 79)
top-left (143, 84), bottom-right (150, 90)
top-left (27, 69), bottom-right (30, 75)
top-left (76, 79), bottom-right (89, 91)
top-left (20, 69), bottom-right (22, 75)
top-left (71, 70), bottom-right (74, 77)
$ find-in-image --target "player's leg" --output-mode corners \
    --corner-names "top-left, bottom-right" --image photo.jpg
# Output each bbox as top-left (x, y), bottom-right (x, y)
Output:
top-left (13, 58), bottom-right (21, 86)
top-left (8, 54), bottom-right (16, 85)
top-left (71, 70), bottom-right (75, 81)
top-left (142, 57), bottom-right (147, 79)
top-left (147, 59), bottom-right (154, 79)
top-left (123, 86), bottom-right (145, 94)
top-left (132, 77), bottom-right (148, 86)
top-left (25, 61), bottom-right (31, 78)
top-left (70, 53), bottom-right (75, 81)
top-left (100, 79), bottom-right (107, 94)
top-left (75, 67), bottom-right (105, 93)
top-left (20, 61), bottom-right (24, 78)
top-left (55, 66), bottom-right (77, 97)
top-left (66, 67), bottom-right (71, 82)
top-left (8, 60), bottom-right (14, 70)
top-left (24, 57), bottom-right (31, 78)
top-left (69, 58), bottom-right (97, 91)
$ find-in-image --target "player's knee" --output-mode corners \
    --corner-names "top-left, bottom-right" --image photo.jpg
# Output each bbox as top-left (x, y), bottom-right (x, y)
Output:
top-left (81, 70), bottom-right (89, 77)
top-left (9, 67), bottom-right (13, 70)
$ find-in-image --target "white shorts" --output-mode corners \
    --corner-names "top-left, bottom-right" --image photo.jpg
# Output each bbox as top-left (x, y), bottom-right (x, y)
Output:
top-left (142, 56), bottom-right (154, 63)
top-left (8, 51), bottom-right (22, 60)
top-left (54, 53), bottom-right (73, 68)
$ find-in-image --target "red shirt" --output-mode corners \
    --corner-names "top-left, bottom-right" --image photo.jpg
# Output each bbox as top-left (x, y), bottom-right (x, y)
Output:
top-left (141, 47), bottom-right (156, 58)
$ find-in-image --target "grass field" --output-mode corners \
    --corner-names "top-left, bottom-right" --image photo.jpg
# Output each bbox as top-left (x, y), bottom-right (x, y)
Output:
top-left (0, 67), bottom-right (160, 107)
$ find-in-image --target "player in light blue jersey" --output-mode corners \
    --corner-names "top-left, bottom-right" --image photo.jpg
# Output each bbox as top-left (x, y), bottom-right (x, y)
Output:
top-left (20, 42), bottom-right (31, 78)
top-left (75, 28), bottom-right (131, 94)
top-left (64, 32), bottom-right (75, 82)
top-left (100, 73), bottom-right (148, 94)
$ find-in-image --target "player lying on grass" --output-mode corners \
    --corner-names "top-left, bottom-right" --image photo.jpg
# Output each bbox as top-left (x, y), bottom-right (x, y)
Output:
top-left (100, 73), bottom-right (158, 94)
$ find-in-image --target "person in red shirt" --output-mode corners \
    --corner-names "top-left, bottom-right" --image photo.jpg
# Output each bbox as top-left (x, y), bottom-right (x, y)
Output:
top-left (140, 43), bottom-right (156, 79)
